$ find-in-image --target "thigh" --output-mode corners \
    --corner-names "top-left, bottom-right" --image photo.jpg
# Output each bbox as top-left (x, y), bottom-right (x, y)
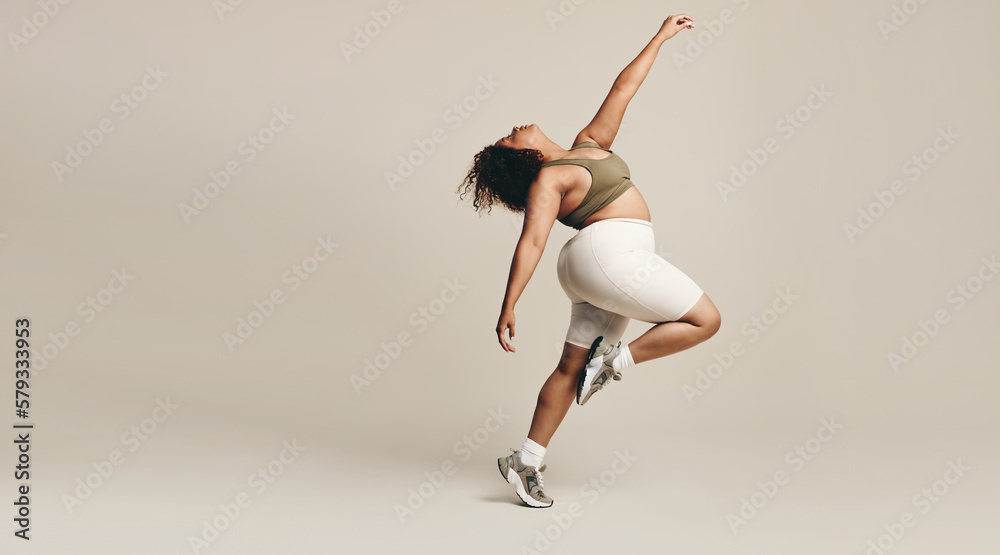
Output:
top-left (594, 250), bottom-right (705, 324)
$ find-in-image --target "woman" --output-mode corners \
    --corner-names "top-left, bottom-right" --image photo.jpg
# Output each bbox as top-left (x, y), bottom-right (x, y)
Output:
top-left (457, 14), bottom-right (721, 508)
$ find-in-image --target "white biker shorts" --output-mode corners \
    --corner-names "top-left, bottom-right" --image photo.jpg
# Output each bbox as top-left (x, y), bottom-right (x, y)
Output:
top-left (556, 218), bottom-right (704, 349)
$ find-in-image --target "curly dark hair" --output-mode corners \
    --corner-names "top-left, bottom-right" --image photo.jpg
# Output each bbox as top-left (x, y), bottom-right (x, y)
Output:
top-left (457, 145), bottom-right (544, 215)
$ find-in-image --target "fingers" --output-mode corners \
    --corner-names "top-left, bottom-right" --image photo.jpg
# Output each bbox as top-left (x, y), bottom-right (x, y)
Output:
top-left (661, 15), bottom-right (695, 35)
top-left (672, 14), bottom-right (695, 28)
top-left (496, 325), bottom-right (516, 352)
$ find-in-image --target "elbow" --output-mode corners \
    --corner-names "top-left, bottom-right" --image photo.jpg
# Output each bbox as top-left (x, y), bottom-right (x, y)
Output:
top-left (520, 235), bottom-right (547, 253)
top-left (610, 82), bottom-right (636, 99)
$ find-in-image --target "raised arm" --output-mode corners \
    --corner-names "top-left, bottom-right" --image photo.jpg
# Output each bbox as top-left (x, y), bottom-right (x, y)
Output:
top-left (496, 182), bottom-right (562, 352)
top-left (574, 14), bottom-right (695, 150)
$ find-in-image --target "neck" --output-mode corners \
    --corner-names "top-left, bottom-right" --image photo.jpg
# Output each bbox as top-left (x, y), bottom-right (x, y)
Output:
top-left (536, 138), bottom-right (570, 163)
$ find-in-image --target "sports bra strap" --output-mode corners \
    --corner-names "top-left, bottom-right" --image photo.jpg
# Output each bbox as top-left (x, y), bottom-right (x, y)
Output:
top-left (539, 140), bottom-right (633, 229)
top-left (541, 142), bottom-right (610, 167)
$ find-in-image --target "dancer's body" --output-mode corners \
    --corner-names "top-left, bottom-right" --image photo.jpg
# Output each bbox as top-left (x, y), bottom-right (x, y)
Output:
top-left (458, 14), bottom-right (721, 507)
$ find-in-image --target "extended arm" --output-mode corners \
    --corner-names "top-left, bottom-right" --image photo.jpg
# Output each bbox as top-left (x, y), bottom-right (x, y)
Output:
top-left (575, 14), bottom-right (695, 149)
top-left (496, 183), bottom-right (562, 352)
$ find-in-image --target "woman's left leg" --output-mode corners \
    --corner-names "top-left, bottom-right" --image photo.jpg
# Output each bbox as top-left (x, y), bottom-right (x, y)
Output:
top-left (525, 342), bottom-right (591, 448)
top-left (496, 341), bottom-right (593, 508)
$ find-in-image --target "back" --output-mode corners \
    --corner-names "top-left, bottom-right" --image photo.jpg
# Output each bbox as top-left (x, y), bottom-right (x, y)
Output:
top-left (541, 141), bottom-right (634, 229)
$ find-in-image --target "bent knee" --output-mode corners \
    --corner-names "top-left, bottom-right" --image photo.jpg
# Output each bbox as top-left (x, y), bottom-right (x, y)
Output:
top-left (702, 308), bottom-right (722, 337)
top-left (685, 294), bottom-right (721, 337)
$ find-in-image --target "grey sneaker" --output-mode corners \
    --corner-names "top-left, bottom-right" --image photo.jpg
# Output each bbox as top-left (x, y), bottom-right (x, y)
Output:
top-left (497, 449), bottom-right (553, 508)
top-left (577, 336), bottom-right (623, 405)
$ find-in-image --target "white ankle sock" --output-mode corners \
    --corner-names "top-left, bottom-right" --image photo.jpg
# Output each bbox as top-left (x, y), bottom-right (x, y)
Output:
top-left (612, 343), bottom-right (635, 373)
top-left (519, 438), bottom-right (546, 468)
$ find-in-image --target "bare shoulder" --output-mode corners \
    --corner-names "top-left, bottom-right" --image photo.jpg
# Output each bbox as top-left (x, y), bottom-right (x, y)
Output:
top-left (531, 167), bottom-right (568, 197)
top-left (528, 166), bottom-right (567, 194)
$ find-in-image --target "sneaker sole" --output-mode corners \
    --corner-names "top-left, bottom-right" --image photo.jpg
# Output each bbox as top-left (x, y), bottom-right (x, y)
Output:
top-left (497, 457), bottom-right (552, 508)
top-left (577, 336), bottom-right (606, 405)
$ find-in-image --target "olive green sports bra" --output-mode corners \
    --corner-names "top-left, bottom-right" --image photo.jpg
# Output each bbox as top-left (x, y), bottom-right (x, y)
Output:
top-left (541, 141), bottom-right (634, 229)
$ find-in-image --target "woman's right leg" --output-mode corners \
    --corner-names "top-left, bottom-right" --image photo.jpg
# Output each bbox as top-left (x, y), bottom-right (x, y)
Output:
top-left (628, 293), bottom-right (722, 364)
top-left (572, 220), bottom-right (721, 366)
top-left (556, 218), bottom-right (721, 395)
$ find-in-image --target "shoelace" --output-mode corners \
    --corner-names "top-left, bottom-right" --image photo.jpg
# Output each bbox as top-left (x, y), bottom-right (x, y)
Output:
top-left (531, 467), bottom-right (545, 490)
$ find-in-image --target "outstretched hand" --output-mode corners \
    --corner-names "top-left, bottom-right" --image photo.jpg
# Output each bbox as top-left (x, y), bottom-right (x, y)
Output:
top-left (658, 14), bottom-right (695, 40)
top-left (496, 307), bottom-right (516, 352)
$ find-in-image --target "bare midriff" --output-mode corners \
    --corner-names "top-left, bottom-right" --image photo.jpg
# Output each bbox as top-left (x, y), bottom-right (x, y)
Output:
top-left (576, 185), bottom-right (650, 228)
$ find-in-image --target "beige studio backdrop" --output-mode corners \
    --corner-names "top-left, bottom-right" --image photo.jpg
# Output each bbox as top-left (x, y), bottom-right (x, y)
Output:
top-left (1, 0), bottom-right (998, 554)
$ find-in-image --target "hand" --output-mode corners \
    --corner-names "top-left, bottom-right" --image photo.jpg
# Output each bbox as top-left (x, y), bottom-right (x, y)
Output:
top-left (496, 307), bottom-right (516, 352)
top-left (658, 14), bottom-right (695, 40)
